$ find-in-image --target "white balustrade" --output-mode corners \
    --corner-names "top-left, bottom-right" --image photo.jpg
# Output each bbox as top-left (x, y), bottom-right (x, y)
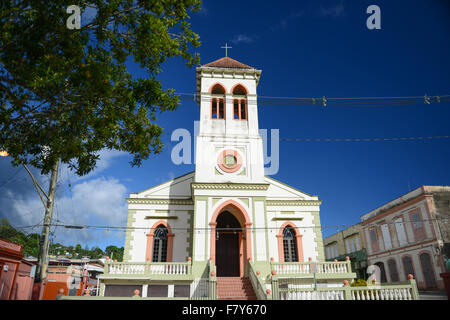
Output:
top-left (280, 289), bottom-right (345, 300)
top-left (279, 285), bottom-right (414, 300)
top-left (350, 287), bottom-right (413, 300)
top-left (273, 261), bottom-right (349, 275)
top-left (106, 262), bottom-right (189, 276)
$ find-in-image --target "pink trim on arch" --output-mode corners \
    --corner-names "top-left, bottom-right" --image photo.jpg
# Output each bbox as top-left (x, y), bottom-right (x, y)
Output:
top-left (209, 199), bottom-right (252, 276)
top-left (276, 222), bottom-right (304, 262)
top-left (145, 220), bottom-right (175, 262)
top-left (230, 83), bottom-right (249, 95)
top-left (209, 82), bottom-right (227, 94)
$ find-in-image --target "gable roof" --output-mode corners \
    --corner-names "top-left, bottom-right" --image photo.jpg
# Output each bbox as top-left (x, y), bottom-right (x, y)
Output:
top-left (203, 56), bottom-right (254, 69)
top-left (264, 176), bottom-right (319, 200)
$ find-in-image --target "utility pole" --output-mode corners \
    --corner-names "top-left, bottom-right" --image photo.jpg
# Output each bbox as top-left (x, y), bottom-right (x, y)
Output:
top-left (1, 150), bottom-right (61, 299)
top-left (32, 160), bottom-right (60, 299)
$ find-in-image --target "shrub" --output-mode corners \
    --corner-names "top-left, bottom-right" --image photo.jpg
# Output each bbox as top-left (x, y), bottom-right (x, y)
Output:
top-left (351, 279), bottom-right (368, 287)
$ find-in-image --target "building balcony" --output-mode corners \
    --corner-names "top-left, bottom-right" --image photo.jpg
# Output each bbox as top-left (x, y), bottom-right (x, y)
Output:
top-left (100, 261), bottom-right (193, 281)
top-left (271, 260), bottom-right (356, 280)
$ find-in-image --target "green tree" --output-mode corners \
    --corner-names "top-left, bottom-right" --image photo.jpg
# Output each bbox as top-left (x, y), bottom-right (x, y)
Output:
top-left (0, 218), bottom-right (40, 257)
top-left (91, 246), bottom-right (104, 259)
top-left (0, 0), bottom-right (201, 175)
top-left (0, 0), bottom-right (201, 284)
top-left (105, 245), bottom-right (124, 261)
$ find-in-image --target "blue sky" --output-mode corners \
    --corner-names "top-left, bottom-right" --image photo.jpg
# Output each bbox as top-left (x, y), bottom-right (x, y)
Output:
top-left (1, 0), bottom-right (450, 251)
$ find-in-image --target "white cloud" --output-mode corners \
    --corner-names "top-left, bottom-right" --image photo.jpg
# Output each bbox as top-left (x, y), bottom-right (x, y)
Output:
top-left (3, 176), bottom-right (128, 249)
top-left (231, 34), bottom-right (257, 44)
top-left (71, 177), bottom-right (127, 226)
top-left (1, 149), bottom-right (130, 250)
top-left (50, 177), bottom-right (128, 248)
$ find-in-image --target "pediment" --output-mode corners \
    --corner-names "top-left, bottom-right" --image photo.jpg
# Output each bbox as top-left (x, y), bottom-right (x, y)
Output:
top-left (264, 176), bottom-right (318, 201)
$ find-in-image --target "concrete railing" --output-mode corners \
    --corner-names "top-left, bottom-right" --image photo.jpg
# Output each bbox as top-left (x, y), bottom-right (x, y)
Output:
top-left (276, 279), bottom-right (420, 300)
top-left (208, 259), bottom-right (217, 300)
top-left (104, 260), bottom-right (192, 276)
top-left (270, 259), bottom-right (352, 276)
top-left (248, 261), bottom-right (270, 300)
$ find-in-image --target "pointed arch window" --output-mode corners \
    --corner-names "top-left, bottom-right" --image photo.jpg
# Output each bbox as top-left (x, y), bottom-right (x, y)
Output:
top-left (152, 225), bottom-right (168, 262)
top-left (210, 84), bottom-right (225, 119)
top-left (232, 84), bottom-right (247, 120)
top-left (283, 227), bottom-right (298, 262)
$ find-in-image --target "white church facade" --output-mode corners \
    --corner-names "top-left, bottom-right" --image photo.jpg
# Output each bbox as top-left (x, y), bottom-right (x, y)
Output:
top-left (98, 56), bottom-right (358, 300)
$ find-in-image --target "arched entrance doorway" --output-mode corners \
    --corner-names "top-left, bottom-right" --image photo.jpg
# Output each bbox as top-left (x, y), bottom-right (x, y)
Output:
top-left (209, 200), bottom-right (252, 277)
top-left (216, 211), bottom-right (241, 276)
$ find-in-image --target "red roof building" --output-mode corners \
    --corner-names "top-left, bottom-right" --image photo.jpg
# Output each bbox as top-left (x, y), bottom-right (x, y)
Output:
top-left (203, 56), bottom-right (255, 69)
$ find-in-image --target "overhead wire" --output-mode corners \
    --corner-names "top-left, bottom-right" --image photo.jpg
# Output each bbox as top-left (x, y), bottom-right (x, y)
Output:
top-left (10, 216), bottom-right (449, 234)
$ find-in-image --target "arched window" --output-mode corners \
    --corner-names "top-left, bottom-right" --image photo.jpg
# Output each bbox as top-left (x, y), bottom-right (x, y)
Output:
top-left (210, 84), bottom-right (225, 119)
top-left (232, 84), bottom-right (247, 120)
top-left (402, 256), bottom-right (415, 280)
top-left (152, 225), bottom-right (168, 262)
top-left (283, 227), bottom-right (298, 262)
top-left (375, 262), bottom-right (387, 283)
top-left (387, 259), bottom-right (399, 282)
top-left (419, 252), bottom-right (437, 288)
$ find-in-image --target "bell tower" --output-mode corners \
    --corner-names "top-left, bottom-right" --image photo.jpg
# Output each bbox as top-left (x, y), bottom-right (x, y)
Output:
top-left (194, 56), bottom-right (265, 183)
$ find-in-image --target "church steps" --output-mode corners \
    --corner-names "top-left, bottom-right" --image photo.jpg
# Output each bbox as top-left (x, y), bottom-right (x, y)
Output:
top-left (216, 277), bottom-right (257, 300)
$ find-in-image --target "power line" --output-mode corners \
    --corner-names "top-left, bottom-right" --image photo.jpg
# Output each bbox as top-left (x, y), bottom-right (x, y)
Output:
top-left (180, 93), bottom-right (450, 107)
top-left (0, 167), bottom-right (23, 189)
top-left (11, 216), bottom-right (449, 233)
top-left (280, 135), bottom-right (450, 142)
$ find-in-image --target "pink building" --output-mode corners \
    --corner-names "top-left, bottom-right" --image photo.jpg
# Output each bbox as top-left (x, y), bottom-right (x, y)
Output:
top-left (0, 238), bottom-right (36, 300)
top-left (361, 186), bottom-right (449, 290)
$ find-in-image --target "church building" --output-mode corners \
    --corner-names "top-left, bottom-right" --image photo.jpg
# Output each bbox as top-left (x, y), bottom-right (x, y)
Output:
top-left (99, 56), bottom-right (356, 299)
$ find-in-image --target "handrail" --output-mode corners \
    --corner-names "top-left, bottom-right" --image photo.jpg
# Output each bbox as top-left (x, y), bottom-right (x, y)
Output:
top-left (208, 259), bottom-right (217, 300)
top-left (248, 261), bottom-right (268, 300)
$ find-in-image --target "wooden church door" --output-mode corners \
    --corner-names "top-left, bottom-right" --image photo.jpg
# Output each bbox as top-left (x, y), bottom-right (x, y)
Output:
top-left (216, 211), bottom-right (242, 277)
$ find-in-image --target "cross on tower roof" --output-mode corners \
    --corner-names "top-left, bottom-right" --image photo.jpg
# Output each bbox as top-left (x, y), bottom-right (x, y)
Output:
top-left (220, 42), bottom-right (232, 57)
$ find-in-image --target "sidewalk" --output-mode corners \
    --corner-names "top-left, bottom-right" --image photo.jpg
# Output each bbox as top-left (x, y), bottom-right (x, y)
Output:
top-left (418, 290), bottom-right (448, 300)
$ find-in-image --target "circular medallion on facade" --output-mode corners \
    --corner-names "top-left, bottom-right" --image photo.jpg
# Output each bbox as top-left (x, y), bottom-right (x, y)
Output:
top-left (217, 149), bottom-right (243, 173)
